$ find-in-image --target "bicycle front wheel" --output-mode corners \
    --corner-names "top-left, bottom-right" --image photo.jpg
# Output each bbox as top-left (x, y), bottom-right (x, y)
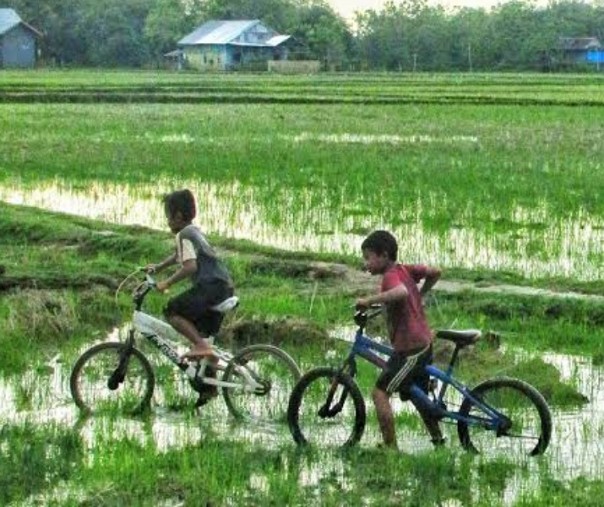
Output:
top-left (222, 344), bottom-right (301, 423)
top-left (457, 377), bottom-right (552, 457)
top-left (70, 342), bottom-right (155, 415)
top-left (287, 367), bottom-right (366, 448)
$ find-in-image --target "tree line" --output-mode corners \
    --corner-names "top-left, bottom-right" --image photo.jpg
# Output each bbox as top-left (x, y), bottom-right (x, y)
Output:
top-left (5, 0), bottom-right (604, 71)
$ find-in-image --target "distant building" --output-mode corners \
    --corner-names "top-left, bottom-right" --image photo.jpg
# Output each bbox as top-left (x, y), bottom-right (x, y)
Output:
top-left (558, 37), bottom-right (604, 69)
top-left (0, 8), bottom-right (41, 68)
top-left (175, 19), bottom-right (294, 71)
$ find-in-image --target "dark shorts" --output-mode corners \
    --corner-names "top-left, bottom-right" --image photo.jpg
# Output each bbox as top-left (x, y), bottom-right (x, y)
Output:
top-left (376, 345), bottom-right (433, 400)
top-left (164, 281), bottom-right (233, 336)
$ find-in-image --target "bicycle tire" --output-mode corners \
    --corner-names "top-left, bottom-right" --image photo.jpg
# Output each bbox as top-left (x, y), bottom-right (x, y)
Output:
top-left (287, 367), bottom-right (366, 448)
top-left (222, 344), bottom-right (301, 423)
top-left (457, 377), bottom-right (552, 457)
top-left (70, 342), bottom-right (155, 415)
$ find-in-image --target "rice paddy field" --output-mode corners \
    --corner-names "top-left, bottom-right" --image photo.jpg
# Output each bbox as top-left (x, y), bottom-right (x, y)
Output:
top-left (1, 70), bottom-right (604, 506)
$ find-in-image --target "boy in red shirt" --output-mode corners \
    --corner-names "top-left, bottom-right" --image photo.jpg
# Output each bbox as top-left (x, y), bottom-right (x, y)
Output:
top-left (356, 230), bottom-right (444, 449)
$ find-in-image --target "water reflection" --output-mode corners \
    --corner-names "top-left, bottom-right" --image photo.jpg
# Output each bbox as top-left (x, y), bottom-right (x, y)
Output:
top-left (540, 351), bottom-right (604, 480)
top-left (1, 178), bottom-right (603, 280)
top-left (3, 347), bottom-right (600, 478)
top-left (0, 346), bottom-right (603, 505)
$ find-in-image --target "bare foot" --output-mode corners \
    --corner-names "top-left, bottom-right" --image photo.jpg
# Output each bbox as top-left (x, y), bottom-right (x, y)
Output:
top-left (182, 346), bottom-right (218, 362)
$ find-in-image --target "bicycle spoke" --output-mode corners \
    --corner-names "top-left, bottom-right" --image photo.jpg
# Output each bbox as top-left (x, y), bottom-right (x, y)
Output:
top-left (287, 368), bottom-right (366, 448)
top-left (223, 345), bottom-right (300, 424)
top-left (70, 343), bottom-right (154, 415)
top-left (457, 378), bottom-right (552, 457)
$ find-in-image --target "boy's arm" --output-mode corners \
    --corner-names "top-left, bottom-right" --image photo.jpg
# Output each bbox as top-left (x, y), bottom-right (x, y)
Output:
top-left (357, 284), bottom-right (408, 308)
top-left (157, 259), bottom-right (197, 292)
top-left (149, 252), bottom-right (177, 273)
top-left (419, 267), bottom-right (441, 297)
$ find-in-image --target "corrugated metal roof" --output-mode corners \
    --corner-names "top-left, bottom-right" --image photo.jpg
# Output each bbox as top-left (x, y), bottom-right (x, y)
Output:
top-left (265, 35), bottom-right (291, 47)
top-left (0, 8), bottom-right (41, 37)
top-left (0, 8), bottom-right (21, 35)
top-left (229, 36), bottom-right (292, 48)
top-left (178, 20), bottom-right (260, 46)
top-left (559, 37), bottom-right (602, 51)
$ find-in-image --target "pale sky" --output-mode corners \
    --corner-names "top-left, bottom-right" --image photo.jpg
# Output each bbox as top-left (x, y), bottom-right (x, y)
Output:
top-left (328, 0), bottom-right (552, 20)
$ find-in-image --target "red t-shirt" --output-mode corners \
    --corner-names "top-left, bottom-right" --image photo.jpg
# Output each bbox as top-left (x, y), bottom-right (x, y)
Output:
top-left (381, 264), bottom-right (432, 353)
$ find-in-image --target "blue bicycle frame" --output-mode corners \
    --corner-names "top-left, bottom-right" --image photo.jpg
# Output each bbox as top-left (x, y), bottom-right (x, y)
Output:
top-left (342, 312), bottom-right (510, 432)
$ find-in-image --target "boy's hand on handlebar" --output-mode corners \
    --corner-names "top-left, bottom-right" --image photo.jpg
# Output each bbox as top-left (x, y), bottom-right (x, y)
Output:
top-left (156, 280), bottom-right (170, 293)
top-left (355, 298), bottom-right (370, 310)
top-left (143, 264), bottom-right (158, 274)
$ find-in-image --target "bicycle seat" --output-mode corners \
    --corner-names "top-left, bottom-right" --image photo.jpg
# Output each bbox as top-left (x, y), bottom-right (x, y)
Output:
top-left (435, 329), bottom-right (481, 347)
top-left (211, 296), bottom-right (239, 313)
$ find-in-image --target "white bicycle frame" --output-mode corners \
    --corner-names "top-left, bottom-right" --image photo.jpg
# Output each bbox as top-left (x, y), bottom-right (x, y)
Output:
top-left (130, 303), bottom-right (265, 394)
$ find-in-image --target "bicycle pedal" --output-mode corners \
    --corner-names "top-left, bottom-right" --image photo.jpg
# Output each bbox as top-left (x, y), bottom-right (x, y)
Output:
top-left (195, 385), bottom-right (218, 408)
top-left (195, 396), bottom-right (210, 408)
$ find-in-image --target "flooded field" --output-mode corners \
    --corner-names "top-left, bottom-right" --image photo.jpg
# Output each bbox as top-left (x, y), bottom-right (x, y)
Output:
top-left (2, 178), bottom-right (604, 281)
top-left (2, 72), bottom-right (604, 504)
top-left (1, 335), bottom-right (602, 485)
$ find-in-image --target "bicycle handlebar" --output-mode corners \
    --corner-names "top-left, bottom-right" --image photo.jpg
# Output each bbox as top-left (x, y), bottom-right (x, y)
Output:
top-left (114, 268), bottom-right (158, 308)
top-left (354, 304), bottom-right (382, 328)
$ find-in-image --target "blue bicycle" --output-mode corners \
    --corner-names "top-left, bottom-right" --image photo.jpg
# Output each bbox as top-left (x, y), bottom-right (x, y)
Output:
top-left (287, 306), bottom-right (552, 456)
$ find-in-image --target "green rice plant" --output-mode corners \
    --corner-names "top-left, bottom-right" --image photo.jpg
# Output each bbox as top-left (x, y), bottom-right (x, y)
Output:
top-left (0, 423), bottom-right (83, 505)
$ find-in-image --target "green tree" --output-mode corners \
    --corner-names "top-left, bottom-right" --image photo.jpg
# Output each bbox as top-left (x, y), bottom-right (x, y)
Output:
top-left (144, 0), bottom-right (201, 62)
top-left (77, 0), bottom-right (153, 67)
top-left (289, 1), bottom-right (353, 69)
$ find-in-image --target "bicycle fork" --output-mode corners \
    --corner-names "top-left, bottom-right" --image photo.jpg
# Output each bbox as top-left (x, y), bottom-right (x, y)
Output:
top-left (107, 329), bottom-right (136, 390)
top-left (318, 370), bottom-right (351, 418)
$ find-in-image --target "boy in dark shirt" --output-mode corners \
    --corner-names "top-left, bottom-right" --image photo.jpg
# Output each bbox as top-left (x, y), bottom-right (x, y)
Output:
top-left (356, 230), bottom-right (443, 449)
top-left (148, 189), bottom-right (234, 360)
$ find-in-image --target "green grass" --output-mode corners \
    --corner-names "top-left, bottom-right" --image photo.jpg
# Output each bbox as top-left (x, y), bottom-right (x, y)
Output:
top-left (1, 71), bottom-right (604, 505)
top-left (1, 70), bottom-right (603, 105)
top-left (6, 423), bottom-right (602, 507)
top-left (1, 72), bottom-right (603, 281)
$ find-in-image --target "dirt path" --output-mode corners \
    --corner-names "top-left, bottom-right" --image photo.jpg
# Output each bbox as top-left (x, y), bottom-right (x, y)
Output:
top-left (307, 261), bottom-right (604, 303)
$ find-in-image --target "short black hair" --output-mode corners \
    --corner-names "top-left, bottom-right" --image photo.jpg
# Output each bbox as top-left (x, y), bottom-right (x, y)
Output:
top-left (163, 189), bottom-right (197, 222)
top-left (361, 230), bottom-right (398, 261)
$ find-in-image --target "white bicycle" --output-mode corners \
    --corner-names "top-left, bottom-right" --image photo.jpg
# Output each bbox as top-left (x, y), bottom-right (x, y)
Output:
top-left (70, 270), bottom-right (301, 423)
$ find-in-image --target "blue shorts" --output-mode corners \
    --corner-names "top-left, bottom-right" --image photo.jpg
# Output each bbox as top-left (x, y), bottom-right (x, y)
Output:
top-left (376, 346), bottom-right (432, 400)
top-left (164, 281), bottom-right (233, 336)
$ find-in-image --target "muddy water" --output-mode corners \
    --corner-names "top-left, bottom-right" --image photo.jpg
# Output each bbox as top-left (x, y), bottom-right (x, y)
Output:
top-left (2, 179), bottom-right (604, 280)
top-left (328, 326), bottom-right (604, 480)
top-left (0, 338), bottom-right (603, 507)
top-left (1, 341), bottom-right (602, 478)
top-left (540, 351), bottom-right (604, 479)
top-left (0, 351), bottom-right (287, 453)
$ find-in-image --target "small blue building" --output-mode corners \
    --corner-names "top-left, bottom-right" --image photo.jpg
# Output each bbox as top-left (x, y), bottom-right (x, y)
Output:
top-left (177, 20), bottom-right (292, 71)
top-left (558, 37), bottom-right (603, 69)
top-left (0, 8), bottom-right (41, 68)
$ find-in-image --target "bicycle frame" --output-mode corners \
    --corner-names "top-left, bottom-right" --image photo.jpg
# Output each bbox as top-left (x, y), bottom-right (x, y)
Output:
top-left (338, 313), bottom-right (510, 433)
top-left (130, 311), bottom-right (265, 394)
top-left (119, 272), bottom-right (265, 395)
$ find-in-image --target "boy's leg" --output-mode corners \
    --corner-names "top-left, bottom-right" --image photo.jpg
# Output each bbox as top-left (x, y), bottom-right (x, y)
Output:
top-left (164, 286), bottom-right (222, 359)
top-left (411, 400), bottom-right (444, 445)
top-left (374, 351), bottom-right (412, 449)
top-left (167, 314), bottom-right (215, 358)
top-left (407, 346), bottom-right (444, 446)
top-left (372, 387), bottom-right (397, 448)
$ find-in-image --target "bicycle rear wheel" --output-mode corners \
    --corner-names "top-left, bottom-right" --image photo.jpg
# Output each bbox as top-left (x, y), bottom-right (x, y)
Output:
top-left (70, 342), bottom-right (155, 415)
top-left (287, 367), bottom-right (366, 448)
top-left (222, 344), bottom-right (301, 423)
top-left (457, 377), bottom-right (552, 457)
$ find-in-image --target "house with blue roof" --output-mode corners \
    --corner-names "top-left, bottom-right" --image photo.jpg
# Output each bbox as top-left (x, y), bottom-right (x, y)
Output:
top-left (175, 20), bottom-right (293, 71)
top-left (0, 8), bottom-right (41, 68)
